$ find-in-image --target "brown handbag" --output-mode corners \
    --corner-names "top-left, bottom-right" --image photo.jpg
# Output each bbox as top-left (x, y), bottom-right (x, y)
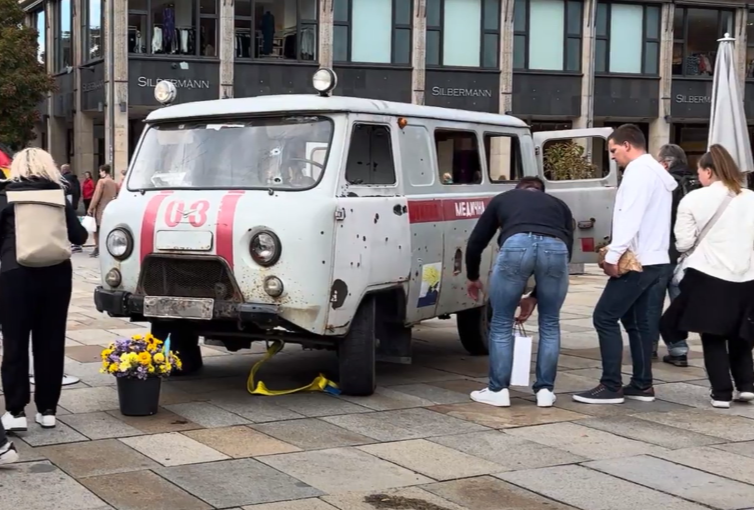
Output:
top-left (598, 246), bottom-right (643, 275)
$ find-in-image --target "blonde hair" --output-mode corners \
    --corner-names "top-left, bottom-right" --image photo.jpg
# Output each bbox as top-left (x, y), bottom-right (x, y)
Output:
top-left (9, 148), bottom-right (65, 186)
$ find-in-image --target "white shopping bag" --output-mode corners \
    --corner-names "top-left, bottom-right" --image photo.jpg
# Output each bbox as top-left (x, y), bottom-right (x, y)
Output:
top-left (510, 323), bottom-right (533, 387)
top-left (81, 215), bottom-right (97, 233)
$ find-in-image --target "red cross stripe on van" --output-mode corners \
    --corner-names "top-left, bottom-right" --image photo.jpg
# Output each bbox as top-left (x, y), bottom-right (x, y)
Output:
top-left (407, 196), bottom-right (494, 224)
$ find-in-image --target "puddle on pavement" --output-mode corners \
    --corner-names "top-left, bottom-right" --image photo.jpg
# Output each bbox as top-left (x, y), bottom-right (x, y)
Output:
top-left (364, 494), bottom-right (453, 510)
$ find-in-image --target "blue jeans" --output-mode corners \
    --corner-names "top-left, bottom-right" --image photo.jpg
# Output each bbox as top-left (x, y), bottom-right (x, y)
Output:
top-left (648, 264), bottom-right (687, 356)
top-left (488, 233), bottom-right (569, 392)
top-left (594, 264), bottom-right (668, 391)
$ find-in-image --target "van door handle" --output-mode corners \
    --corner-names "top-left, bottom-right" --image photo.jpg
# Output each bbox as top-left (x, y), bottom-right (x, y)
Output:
top-left (393, 204), bottom-right (404, 216)
top-left (578, 219), bottom-right (595, 229)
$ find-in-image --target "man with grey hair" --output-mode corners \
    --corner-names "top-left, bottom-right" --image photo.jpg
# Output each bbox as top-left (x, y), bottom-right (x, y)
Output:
top-left (649, 143), bottom-right (698, 366)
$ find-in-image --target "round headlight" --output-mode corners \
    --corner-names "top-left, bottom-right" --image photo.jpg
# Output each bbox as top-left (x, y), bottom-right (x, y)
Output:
top-left (312, 68), bottom-right (337, 95)
top-left (263, 276), bottom-right (284, 298)
top-left (154, 80), bottom-right (177, 105)
top-left (250, 231), bottom-right (281, 267)
top-left (106, 228), bottom-right (133, 260)
top-left (105, 268), bottom-right (122, 287)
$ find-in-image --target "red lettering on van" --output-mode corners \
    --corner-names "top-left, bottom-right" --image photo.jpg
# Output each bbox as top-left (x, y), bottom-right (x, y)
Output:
top-left (163, 200), bottom-right (210, 228)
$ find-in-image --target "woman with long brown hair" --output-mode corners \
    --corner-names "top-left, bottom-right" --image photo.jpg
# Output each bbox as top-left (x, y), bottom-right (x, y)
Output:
top-left (660, 144), bottom-right (754, 408)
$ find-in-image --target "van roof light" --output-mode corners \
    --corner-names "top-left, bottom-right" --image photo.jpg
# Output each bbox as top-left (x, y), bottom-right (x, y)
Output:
top-left (155, 80), bottom-right (177, 105)
top-left (312, 68), bottom-right (337, 96)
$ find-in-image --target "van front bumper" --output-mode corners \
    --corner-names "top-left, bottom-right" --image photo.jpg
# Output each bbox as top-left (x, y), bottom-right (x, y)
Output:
top-left (93, 287), bottom-right (280, 327)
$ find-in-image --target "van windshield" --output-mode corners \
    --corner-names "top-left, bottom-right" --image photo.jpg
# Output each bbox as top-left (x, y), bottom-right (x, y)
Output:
top-left (128, 116), bottom-right (333, 190)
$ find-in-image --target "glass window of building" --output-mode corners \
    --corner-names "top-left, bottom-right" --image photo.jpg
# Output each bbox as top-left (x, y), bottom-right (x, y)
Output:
top-left (673, 7), bottom-right (733, 76)
top-left (425, 0), bottom-right (501, 68)
top-left (55, 0), bottom-right (73, 71)
top-left (332, 0), bottom-right (411, 64)
top-left (233, 0), bottom-right (318, 61)
top-left (747, 11), bottom-right (754, 78)
top-left (84, 0), bottom-right (104, 61)
top-left (127, 0), bottom-right (219, 57)
top-left (513, 0), bottom-right (582, 72)
top-left (594, 2), bottom-right (660, 75)
top-left (32, 8), bottom-right (46, 66)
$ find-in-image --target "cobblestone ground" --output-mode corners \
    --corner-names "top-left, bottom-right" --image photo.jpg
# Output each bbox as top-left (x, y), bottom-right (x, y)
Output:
top-left (2, 253), bottom-right (754, 510)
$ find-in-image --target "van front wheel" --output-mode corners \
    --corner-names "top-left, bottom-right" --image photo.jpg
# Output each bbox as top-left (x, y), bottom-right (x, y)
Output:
top-left (338, 297), bottom-right (377, 396)
top-left (457, 303), bottom-right (491, 356)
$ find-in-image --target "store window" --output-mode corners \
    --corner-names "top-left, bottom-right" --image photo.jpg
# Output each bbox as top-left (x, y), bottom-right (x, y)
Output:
top-left (333, 0), bottom-right (411, 64)
top-left (595, 2), bottom-right (660, 75)
top-left (31, 8), bottom-right (46, 66)
top-left (747, 11), bottom-right (754, 78)
top-left (426, 0), bottom-right (501, 68)
top-left (673, 7), bottom-right (733, 76)
top-left (54, 0), bottom-right (73, 71)
top-left (128, 0), bottom-right (219, 57)
top-left (84, 0), bottom-right (104, 61)
top-left (233, 0), bottom-right (318, 60)
top-left (513, 0), bottom-right (582, 72)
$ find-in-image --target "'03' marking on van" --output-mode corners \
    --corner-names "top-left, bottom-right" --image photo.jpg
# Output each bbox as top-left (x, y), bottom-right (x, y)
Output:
top-left (407, 197), bottom-right (494, 224)
top-left (164, 199), bottom-right (211, 228)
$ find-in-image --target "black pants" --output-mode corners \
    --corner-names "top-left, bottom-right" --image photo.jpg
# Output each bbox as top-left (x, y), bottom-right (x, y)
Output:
top-left (700, 333), bottom-right (754, 401)
top-left (0, 263), bottom-right (72, 415)
top-left (83, 198), bottom-right (92, 213)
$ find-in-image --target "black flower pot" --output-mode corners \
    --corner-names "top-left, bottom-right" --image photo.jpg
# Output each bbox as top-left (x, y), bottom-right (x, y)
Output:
top-left (117, 377), bottom-right (161, 416)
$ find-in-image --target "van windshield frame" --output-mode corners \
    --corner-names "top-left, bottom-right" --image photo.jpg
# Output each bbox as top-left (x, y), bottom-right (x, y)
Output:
top-left (126, 115), bottom-right (335, 192)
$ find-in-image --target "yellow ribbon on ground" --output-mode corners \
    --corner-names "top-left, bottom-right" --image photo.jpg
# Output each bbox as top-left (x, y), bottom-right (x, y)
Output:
top-left (247, 340), bottom-right (340, 396)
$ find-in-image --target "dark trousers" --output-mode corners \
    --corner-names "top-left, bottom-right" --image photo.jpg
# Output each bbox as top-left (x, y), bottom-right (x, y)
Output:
top-left (700, 333), bottom-right (754, 401)
top-left (0, 420), bottom-right (6, 445)
top-left (0, 264), bottom-right (72, 415)
top-left (593, 264), bottom-right (667, 392)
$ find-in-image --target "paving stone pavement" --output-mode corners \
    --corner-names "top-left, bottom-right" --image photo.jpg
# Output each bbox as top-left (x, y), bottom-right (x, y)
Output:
top-left (1, 254), bottom-right (754, 509)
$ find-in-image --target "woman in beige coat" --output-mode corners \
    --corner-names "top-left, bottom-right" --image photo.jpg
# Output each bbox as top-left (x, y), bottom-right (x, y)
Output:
top-left (87, 164), bottom-right (118, 257)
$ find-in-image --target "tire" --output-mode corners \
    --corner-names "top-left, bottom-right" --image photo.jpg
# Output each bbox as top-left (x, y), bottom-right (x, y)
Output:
top-left (457, 303), bottom-right (491, 356)
top-left (150, 323), bottom-right (203, 376)
top-left (338, 297), bottom-right (377, 396)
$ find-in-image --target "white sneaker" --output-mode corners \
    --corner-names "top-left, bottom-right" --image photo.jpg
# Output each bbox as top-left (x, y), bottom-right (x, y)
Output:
top-left (35, 413), bottom-right (56, 429)
top-left (734, 391), bottom-right (754, 403)
top-left (470, 388), bottom-right (510, 407)
top-left (536, 389), bottom-right (557, 408)
top-left (1, 412), bottom-right (27, 432)
top-left (0, 441), bottom-right (19, 466)
top-left (711, 399), bottom-right (731, 409)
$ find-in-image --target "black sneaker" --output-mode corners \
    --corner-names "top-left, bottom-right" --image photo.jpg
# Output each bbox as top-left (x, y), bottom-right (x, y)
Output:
top-left (652, 350), bottom-right (658, 360)
top-left (0, 440), bottom-right (19, 466)
top-left (623, 385), bottom-right (656, 402)
top-left (71, 245), bottom-right (83, 253)
top-left (663, 354), bottom-right (688, 367)
top-left (573, 385), bottom-right (625, 404)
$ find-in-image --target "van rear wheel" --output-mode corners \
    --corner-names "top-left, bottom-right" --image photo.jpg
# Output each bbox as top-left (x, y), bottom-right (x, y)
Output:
top-left (150, 324), bottom-right (203, 376)
top-left (338, 297), bottom-right (377, 396)
top-left (457, 303), bottom-right (491, 356)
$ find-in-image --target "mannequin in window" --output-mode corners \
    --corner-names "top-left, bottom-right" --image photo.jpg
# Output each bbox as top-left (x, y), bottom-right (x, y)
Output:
top-left (262, 11), bottom-right (275, 55)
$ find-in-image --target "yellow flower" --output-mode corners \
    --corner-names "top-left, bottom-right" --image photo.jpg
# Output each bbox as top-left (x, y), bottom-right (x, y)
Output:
top-left (127, 352), bottom-right (139, 363)
top-left (138, 352), bottom-right (151, 365)
top-left (118, 361), bottom-right (131, 372)
top-left (161, 363), bottom-right (171, 373)
top-left (108, 364), bottom-right (118, 373)
top-left (153, 353), bottom-right (166, 364)
top-left (101, 348), bottom-right (113, 361)
top-left (120, 353), bottom-right (129, 362)
top-left (133, 334), bottom-right (144, 341)
top-left (148, 365), bottom-right (155, 374)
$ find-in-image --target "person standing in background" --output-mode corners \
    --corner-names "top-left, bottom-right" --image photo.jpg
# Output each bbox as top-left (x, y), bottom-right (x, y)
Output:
top-left (87, 164), bottom-right (118, 258)
top-left (61, 164), bottom-right (82, 253)
top-left (82, 171), bottom-right (95, 213)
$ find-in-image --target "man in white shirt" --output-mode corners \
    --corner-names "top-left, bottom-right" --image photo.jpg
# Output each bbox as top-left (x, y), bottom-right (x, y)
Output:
top-left (573, 124), bottom-right (677, 405)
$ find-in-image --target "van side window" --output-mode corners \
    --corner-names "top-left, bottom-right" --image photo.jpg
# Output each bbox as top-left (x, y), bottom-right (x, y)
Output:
top-left (434, 130), bottom-right (483, 185)
top-left (544, 137), bottom-right (610, 181)
top-left (400, 125), bottom-right (434, 187)
top-left (346, 124), bottom-right (396, 185)
top-left (484, 134), bottom-right (523, 182)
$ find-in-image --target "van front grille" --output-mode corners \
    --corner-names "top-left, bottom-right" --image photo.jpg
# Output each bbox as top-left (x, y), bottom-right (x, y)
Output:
top-left (138, 256), bottom-right (239, 301)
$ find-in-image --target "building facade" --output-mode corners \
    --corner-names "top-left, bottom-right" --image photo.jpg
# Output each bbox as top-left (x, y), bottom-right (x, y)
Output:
top-left (21, 0), bottom-right (754, 177)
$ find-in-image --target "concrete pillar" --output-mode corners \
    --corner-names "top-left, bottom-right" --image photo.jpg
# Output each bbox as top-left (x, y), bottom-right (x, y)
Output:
top-left (319, 0), bottom-right (333, 69)
top-left (734, 8), bottom-right (748, 91)
top-left (486, 0), bottom-right (514, 179)
top-left (648, 2), bottom-right (673, 156)
top-left (219, 0), bottom-right (234, 99)
top-left (572, 0), bottom-right (596, 170)
top-left (72, 0), bottom-right (94, 177)
top-left (411, 0), bottom-right (426, 105)
top-left (105, 0), bottom-right (129, 177)
top-left (46, 1), bottom-right (64, 162)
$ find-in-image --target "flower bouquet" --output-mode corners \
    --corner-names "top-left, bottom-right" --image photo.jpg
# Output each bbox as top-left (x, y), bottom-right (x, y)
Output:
top-left (101, 333), bottom-right (182, 416)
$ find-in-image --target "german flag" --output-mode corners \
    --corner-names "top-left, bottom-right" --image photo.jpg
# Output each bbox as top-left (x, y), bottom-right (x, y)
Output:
top-left (0, 145), bottom-right (12, 179)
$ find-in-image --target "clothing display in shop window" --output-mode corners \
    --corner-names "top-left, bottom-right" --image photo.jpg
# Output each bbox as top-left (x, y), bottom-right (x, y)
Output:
top-left (685, 54), bottom-right (713, 76)
top-left (261, 11), bottom-right (275, 55)
top-left (235, 31), bottom-right (252, 58)
top-left (300, 26), bottom-right (315, 60)
top-left (128, 27), bottom-right (144, 53)
top-left (163, 6), bottom-right (176, 53)
top-left (152, 26), bottom-right (163, 53)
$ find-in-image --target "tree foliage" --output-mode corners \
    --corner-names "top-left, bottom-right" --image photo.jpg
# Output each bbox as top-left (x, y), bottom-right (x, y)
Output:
top-left (0, 0), bottom-right (55, 150)
top-left (543, 140), bottom-right (598, 181)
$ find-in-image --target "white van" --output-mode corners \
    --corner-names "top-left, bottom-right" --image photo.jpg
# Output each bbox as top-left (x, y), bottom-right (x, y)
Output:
top-left (94, 70), bottom-right (617, 396)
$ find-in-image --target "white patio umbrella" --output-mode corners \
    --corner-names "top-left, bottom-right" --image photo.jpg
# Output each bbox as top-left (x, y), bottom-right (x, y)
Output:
top-left (708, 33), bottom-right (754, 174)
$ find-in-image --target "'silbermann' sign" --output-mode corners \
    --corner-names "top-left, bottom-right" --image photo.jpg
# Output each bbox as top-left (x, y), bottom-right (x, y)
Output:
top-left (137, 77), bottom-right (211, 89)
top-left (431, 86), bottom-right (493, 98)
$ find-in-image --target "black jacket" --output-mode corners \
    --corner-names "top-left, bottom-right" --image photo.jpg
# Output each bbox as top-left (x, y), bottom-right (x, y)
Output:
top-left (668, 164), bottom-right (695, 264)
top-left (0, 178), bottom-right (88, 272)
top-left (63, 172), bottom-right (81, 210)
top-left (466, 188), bottom-right (574, 281)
